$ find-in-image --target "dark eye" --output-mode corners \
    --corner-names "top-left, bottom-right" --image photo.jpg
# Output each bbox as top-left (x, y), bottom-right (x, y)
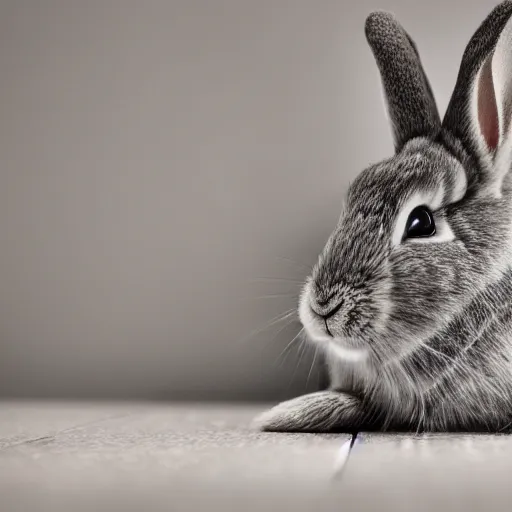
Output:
top-left (404, 205), bottom-right (436, 239)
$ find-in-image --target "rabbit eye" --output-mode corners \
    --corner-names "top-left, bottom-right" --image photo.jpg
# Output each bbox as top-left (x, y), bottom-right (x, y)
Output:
top-left (404, 205), bottom-right (436, 239)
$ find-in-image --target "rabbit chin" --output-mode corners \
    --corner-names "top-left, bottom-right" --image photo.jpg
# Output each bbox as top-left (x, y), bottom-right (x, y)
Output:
top-left (298, 292), bottom-right (368, 363)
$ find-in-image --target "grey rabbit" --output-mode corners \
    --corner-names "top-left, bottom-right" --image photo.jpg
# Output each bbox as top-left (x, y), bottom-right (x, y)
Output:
top-left (254, 1), bottom-right (512, 433)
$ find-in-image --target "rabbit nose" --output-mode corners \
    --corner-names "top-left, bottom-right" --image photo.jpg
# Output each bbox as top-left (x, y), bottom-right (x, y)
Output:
top-left (320, 301), bottom-right (343, 320)
top-left (312, 300), bottom-right (343, 320)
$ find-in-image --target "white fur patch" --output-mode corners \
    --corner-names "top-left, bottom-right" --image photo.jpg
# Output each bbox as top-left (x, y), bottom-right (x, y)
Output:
top-left (372, 260), bottom-right (393, 333)
top-left (298, 284), bottom-right (368, 363)
top-left (298, 285), bottom-right (325, 338)
top-left (328, 342), bottom-right (368, 363)
top-left (450, 164), bottom-right (468, 203)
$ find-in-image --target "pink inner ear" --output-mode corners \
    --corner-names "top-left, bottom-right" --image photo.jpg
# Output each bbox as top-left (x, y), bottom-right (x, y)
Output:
top-left (478, 56), bottom-right (499, 151)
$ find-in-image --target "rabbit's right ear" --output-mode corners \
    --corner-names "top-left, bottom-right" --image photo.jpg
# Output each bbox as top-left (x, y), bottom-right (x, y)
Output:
top-left (442, 1), bottom-right (512, 195)
top-left (365, 12), bottom-right (441, 153)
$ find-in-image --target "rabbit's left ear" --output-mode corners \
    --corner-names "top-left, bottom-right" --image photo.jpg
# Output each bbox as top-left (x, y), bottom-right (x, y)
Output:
top-left (442, 1), bottom-right (512, 195)
top-left (365, 12), bottom-right (441, 153)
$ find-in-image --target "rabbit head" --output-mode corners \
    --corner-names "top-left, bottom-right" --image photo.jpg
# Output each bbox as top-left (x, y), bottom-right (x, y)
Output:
top-left (299, 1), bottom-right (512, 365)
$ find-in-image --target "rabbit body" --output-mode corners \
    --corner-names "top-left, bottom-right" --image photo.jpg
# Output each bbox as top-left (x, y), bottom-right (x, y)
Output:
top-left (256, 1), bottom-right (512, 433)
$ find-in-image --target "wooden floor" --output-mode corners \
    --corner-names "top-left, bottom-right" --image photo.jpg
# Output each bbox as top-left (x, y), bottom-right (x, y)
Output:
top-left (1, 401), bottom-right (510, 511)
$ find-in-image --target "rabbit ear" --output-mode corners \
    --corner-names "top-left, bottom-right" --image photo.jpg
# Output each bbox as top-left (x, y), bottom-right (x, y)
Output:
top-left (442, 1), bottom-right (512, 194)
top-left (365, 12), bottom-right (441, 153)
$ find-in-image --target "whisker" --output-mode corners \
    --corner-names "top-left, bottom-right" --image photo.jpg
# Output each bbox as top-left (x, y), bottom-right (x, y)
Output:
top-left (287, 338), bottom-right (309, 391)
top-left (409, 342), bottom-right (499, 431)
top-left (249, 277), bottom-right (305, 284)
top-left (421, 344), bottom-right (497, 398)
top-left (306, 343), bottom-right (319, 390)
top-left (498, 420), bottom-right (512, 433)
top-left (275, 255), bottom-right (313, 273)
top-left (275, 327), bottom-right (305, 367)
top-left (247, 293), bottom-right (299, 300)
top-left (392, 360), bottom-right (426, 434)
top-left (337, 199), bottom-right (347, 224)
top-left (238, 308), bottom-right (297, 345)
top-left (421, 344), bottom-right (458, 366)
top-left (262, 317), bottom-right (301, 355)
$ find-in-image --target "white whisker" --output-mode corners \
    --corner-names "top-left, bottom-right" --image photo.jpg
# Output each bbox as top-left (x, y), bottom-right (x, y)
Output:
top-left (306, 343), bottom-right (319, 390)
top-left (247, 293), bottom-right (299, 300)
top-left (238, 308), bottom-right (297, 345)
top-left (275, 255), bottom-right (313, 273)
top-left (249, 277), bottom-right (304, 284)
top-left (275, 327), bottom-right (305, 367)
top-left (287, 338), bottom-right (309, 392)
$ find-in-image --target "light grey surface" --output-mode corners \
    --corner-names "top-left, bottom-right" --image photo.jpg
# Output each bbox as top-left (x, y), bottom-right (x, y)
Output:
top-left (344, 433), bottom-right (512, 511)
top-left (0, 0), bottom-right (501, 400)
top-left (1, 401), bottom-right (512, 512)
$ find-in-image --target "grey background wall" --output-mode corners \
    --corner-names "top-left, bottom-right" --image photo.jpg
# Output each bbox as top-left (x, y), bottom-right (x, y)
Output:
top-left (0, 0), bottom-right (499, 400)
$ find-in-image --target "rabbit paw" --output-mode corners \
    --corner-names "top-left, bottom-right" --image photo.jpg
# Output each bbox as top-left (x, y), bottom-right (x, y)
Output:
top-left (253, 391), bottom-right (363, 433)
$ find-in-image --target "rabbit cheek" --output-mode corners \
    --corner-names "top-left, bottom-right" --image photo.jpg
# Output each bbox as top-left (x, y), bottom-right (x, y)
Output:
top-left (388, 248), bottom-right (459, 339)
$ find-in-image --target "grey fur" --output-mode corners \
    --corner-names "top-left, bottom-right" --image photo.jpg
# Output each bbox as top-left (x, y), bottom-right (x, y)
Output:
top-left (254, 1), bottom-right (512, 433)
top-left (365, 12), bottom-right (441, 152)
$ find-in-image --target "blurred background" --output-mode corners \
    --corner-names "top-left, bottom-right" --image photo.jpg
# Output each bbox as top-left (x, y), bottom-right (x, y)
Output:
top-left (0, 0), bottom-right (499, 401)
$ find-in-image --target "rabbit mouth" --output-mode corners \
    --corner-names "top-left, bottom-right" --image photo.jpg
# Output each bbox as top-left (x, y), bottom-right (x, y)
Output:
top-left (298, 287), bottom-right (369, 361)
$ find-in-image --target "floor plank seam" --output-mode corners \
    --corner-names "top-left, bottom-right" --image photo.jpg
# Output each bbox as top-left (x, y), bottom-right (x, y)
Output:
top-left (0, 411), bottom-right (137, 452)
